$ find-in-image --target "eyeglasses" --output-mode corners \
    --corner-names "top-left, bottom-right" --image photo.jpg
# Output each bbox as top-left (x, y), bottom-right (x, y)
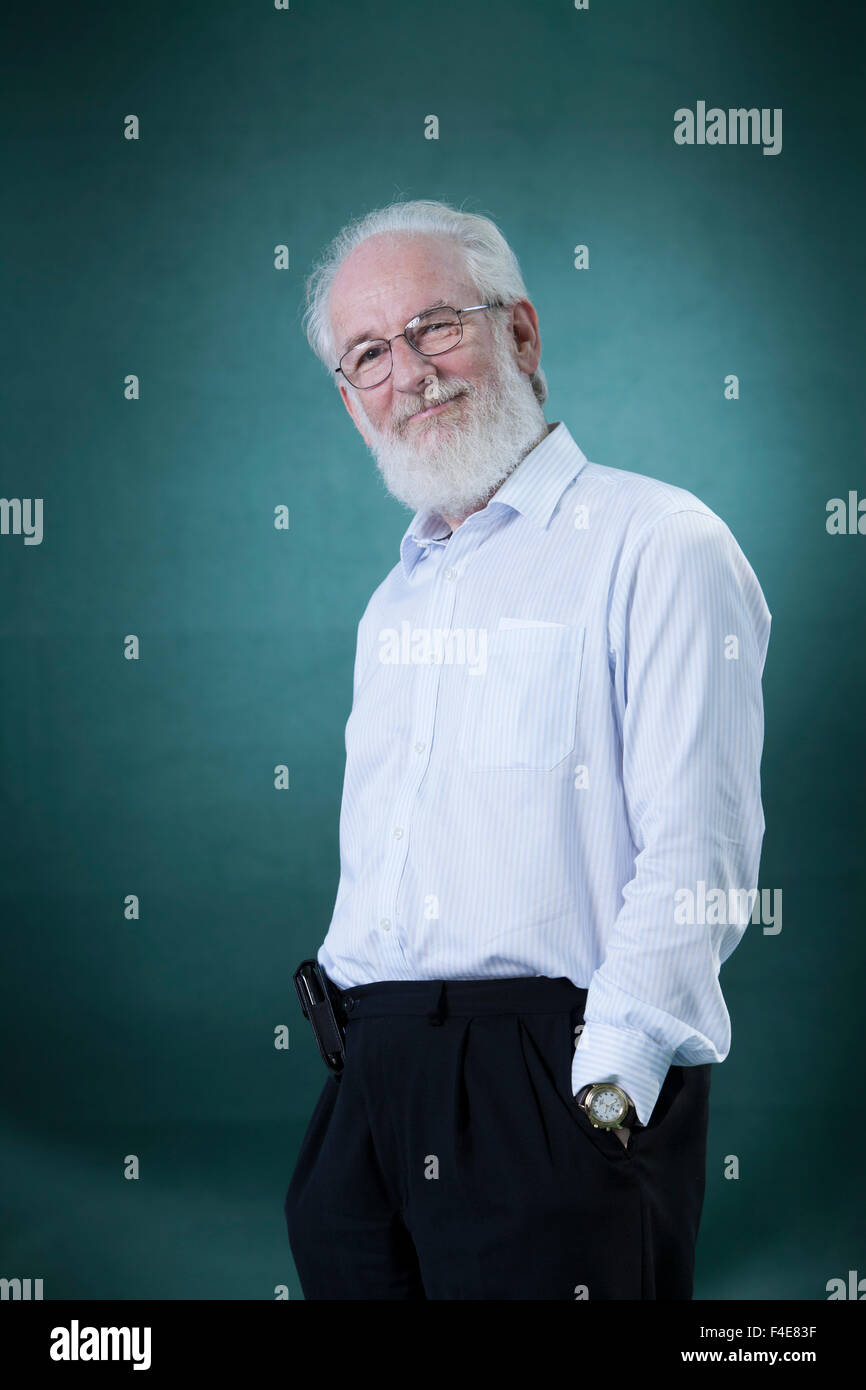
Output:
top-left (335, 303), bottom-right (496, 389)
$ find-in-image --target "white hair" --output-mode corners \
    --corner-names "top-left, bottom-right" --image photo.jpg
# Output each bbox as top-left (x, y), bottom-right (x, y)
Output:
top-left (302, 198), bottom-right (548, 406)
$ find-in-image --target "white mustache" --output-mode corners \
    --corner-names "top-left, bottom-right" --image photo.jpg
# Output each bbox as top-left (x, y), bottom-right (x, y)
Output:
top-left (400, 383), bottom-right (465, 424)
top-left (424, 375), bottom-right (445, 403)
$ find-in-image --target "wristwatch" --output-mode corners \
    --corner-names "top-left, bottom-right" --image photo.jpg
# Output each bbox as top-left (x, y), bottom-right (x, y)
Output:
top-left (576, 1082), bottom-right (639, 1131)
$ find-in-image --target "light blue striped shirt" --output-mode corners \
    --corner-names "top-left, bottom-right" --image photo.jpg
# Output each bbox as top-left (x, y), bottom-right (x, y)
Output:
top-left (318, 421), bottom-right (771, 1124)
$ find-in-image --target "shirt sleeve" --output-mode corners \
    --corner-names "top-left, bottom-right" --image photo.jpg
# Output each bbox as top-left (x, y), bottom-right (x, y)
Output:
top-left (570, 508), bottom-right (772, 1126)
top-left (351, 592), bottom-right (380, 702)
top-left (325, 597), bottom-right (379, 930)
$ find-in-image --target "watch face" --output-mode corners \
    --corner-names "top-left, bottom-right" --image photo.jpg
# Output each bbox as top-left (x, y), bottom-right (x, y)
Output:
top-left (588, 1085), bottom-right (626, 1127)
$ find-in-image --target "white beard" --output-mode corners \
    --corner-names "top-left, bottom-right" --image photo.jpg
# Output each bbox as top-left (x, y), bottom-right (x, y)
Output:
top-left (356, 324), bottom-right (550, 523)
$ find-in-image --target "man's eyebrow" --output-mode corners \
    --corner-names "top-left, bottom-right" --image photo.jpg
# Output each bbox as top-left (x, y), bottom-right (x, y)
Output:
top-left (339, 298), bottom-right (450, 358)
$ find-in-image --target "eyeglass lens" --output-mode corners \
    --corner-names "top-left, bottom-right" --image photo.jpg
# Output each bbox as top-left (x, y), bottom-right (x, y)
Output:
top-left (341, 307), bottom-right (462, 387)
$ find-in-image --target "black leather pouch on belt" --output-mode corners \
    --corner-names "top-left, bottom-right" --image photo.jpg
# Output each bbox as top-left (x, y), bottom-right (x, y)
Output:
top-left (292, 958), bottom-right (346, 1074)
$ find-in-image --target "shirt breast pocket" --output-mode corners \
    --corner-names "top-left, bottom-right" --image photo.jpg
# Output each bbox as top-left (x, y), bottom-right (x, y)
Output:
top-left (457, 621), bottom-right (586, 771)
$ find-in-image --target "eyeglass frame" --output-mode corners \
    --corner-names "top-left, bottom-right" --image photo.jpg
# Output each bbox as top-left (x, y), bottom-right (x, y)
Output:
top-left (334, 302), bottom-right (501, 388)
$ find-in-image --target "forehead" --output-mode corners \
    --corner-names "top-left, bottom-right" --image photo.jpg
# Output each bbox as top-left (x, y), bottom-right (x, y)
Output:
top-left (329, 232), bottom-right (475, 352)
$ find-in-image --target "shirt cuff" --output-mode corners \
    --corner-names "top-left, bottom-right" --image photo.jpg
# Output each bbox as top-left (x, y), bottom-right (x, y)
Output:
top-left (570, 1020), bottom-right (673, 1127)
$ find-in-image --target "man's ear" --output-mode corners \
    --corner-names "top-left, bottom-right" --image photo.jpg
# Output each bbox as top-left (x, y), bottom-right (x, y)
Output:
top-left (339, 382), bottom-right (373, 448)
top-left (509, 299), bottom-right (542, 379)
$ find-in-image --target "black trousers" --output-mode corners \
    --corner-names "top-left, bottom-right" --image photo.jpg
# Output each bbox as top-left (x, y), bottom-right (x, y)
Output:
top-left (284, 974), bottom-right (711, 1300)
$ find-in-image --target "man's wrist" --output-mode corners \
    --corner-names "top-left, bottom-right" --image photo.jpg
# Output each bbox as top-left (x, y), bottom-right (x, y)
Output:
top-left (576, 1081), bottom-right (640, 1130)
top-left (571, 1015), bottom-right (673, 1126)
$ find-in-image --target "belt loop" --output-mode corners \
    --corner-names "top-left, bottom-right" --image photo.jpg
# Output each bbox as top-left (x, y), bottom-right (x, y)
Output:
top-left (427, 980), bottom-right (448, 1026)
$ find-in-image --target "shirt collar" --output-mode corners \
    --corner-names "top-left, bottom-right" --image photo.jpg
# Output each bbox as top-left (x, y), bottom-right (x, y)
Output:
top-left (398, 420), bottom-right (589, 579)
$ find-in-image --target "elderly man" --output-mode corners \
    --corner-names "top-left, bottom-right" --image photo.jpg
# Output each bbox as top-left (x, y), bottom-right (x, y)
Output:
top-left (284, 199), bottom-right (771, 1300)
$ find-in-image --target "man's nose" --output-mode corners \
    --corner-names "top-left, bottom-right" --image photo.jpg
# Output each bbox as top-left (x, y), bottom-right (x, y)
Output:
top-left (389, 334), bottom-right (435, 394)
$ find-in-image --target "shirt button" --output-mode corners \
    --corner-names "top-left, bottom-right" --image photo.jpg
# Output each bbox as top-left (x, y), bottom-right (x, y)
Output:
top-left (380, 918), bottom-right (391, 931)
top-left (444, 567), bottom-right (456, 581)
top-left (393, 827), bottom-right (403, 839)
top-left (414, 741), bottom-right (425, 753)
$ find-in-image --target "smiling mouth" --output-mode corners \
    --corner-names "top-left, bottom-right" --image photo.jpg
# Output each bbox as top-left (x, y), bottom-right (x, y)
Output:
top-left (409, 392), bottom-right (466, 422)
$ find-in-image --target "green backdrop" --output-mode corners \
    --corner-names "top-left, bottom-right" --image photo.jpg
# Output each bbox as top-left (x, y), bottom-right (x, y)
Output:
top-left (2, 0), bottom-right (863, 1300)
